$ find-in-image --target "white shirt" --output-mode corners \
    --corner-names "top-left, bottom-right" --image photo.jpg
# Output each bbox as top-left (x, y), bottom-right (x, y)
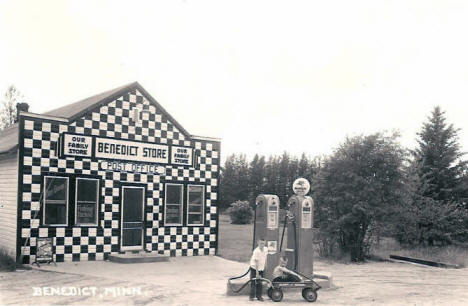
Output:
top-left (273, 266), bottom-right (286, 278)
top-left (250, 246), bottom-right (268, 271)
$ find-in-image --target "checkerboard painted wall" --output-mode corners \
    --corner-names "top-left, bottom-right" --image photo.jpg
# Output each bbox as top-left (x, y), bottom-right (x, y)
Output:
top-left (18, 88), bottom-right (220, 264)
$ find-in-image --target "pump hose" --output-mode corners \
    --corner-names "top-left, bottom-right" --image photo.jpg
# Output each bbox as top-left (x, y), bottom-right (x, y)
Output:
top-left (292, 220), bottom-right (298, 271)
top-left (277, 209), bottom-right (298, 271)
top-left (227, 202), bottom-right (258, 284)
top-left (278, 212), bottom-right (288, 252)
top-left (227, 267), bottom-right (251, 282)
top-left (228, 277), bottom-right (273, 294)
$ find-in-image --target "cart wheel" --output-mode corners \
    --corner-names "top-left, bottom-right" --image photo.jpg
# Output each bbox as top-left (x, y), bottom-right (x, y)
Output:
top-left (270, 288), bottom-right (283, 302)
top-left (267, 287), bottom-right (273, 299)
top-left (302, 288), bottom-right (317, 302)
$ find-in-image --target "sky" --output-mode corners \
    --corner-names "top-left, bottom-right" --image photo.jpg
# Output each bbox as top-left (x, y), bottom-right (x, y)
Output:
top-left (1, 0), bottom-right (467, 162)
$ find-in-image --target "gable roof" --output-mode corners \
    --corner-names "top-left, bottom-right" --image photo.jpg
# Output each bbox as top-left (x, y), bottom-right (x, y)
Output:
top-left (44, 82), bottom-right (135, 119)
top-left (44, 81), bottom-right (190, 137)
top-left (0, 82), bottom-right (193, 154)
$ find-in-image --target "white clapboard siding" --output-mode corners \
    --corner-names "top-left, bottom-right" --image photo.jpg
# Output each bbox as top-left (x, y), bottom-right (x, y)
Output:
top-left (0, 152), bottom-right (18, 257)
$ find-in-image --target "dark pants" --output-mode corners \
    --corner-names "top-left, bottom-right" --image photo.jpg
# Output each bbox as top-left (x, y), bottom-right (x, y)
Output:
top-left (249, 267), bottom-right (264, 299)
top-left (273, 273), bottom-right (301, 283)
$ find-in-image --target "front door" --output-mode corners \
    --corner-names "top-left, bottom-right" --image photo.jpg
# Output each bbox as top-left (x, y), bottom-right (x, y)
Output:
top-left (121, 186), bottom-right (145, 251)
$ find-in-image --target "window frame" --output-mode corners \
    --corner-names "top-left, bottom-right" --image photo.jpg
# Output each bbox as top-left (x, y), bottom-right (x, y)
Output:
top-left (164, 183), bottom-right (184, 226)
top-left (186, 184), bottom-right (205, 226)
top-left (74, 177), bottom-right (100, 226)
top-left (43, 176), bottom-right (69, 226)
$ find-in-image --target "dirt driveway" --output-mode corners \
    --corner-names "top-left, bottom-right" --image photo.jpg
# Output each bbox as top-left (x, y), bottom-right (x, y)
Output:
top-left (0, 256), bottom-right (467, 305)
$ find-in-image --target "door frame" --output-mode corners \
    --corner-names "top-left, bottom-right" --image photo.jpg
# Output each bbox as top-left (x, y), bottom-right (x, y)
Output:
top-left (120, 185), bottom-right (145, 251)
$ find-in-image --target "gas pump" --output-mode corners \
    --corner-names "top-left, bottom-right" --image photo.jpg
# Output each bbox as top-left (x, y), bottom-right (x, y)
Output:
top-left (254, 194), bottom-right (280, 279)
top-left (228, 188), bottom-right (326, 301)
top-left (285, 195), bottom-right (314, 279)
top-left (227, 179), bottom-right (330, 301)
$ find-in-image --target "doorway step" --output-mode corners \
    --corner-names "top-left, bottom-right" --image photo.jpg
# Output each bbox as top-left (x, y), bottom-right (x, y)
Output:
top-left (108, 252), bottom-right (170, 264)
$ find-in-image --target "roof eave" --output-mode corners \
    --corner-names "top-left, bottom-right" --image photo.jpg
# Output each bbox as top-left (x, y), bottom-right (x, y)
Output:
top-left (0, 144), bottom-right (18, 156)
top-left (190, 135), bottom-right (221, 142)
top-left (67, 82), bottom-right (139, 123)
top-left (20, 111), bottom-right (69, 122)
top-left (134, 83), bottom-right (192, 139)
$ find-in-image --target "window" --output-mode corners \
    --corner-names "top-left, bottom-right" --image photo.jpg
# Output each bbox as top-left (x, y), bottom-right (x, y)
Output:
top-left (164, 184), bottom-right (183, 225)
top-left (132, 108), bottom-right (141, 123)
top-left (43, 176), bottom-right (69, 226)
top-left (75, 178), bottom-right (99, 226)
top-left (187, 185), bottom-right (204, 225)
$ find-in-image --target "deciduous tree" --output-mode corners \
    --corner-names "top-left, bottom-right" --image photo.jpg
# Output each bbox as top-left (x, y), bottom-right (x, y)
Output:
top-left (313, 132), bottom-right (406, 261)
top-left (0, 85), bottom-right (23, 131)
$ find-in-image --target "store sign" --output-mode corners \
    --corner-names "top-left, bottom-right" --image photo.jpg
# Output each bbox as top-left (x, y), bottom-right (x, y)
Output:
top-left (63, 134), bottom-right (92, 157)
top-left (301, 198), bottom-right (313, 229)
top-left (46, 177), bottom-right (68, 200)
top-left (77, 205), bottom-right (95, 218)
top-left (292, 178), bottom-right (310, 196)
top-left (36, 238), bottom-right (53, 262)
top-left (61, 133), bottom-right (193, 166)
top-left (171, 146), bottom-right (193, 166)
top-left (95, 138), bottom-right (169, 163)
top-left (100, 161), bottom-right (165, 174)
top-left (267, 240), bottom-right (277, 255)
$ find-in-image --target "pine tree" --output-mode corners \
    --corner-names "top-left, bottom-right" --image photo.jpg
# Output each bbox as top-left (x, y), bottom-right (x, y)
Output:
top-left (264, 155), bottom-right (279, 197)
top-left (278, 152), bottom-right (291, 206)
top-left (394, 160), bottom-right (468, 245)
top-left (219, 154), bottom-right (250, 210)
top-left (236, 154), bottom-right (250, 200)
top-left (297, 153), bottom-right (310, 178)
top-left (219, 154), bottom-right (238, 210)
top-left (414, 106), bottom-right (467, 204)
top-left (248, 154), bottom-right (266, 203)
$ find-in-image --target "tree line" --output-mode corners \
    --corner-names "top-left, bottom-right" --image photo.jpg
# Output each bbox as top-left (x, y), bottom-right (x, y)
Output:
top-left (2, 87), bottom-right (466, 262)
top-left (219, 107), bottom-right (468, 261)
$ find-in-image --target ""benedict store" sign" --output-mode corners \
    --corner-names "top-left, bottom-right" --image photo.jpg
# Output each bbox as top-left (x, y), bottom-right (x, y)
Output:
top-left (60, 133), bottom-right (193, 167)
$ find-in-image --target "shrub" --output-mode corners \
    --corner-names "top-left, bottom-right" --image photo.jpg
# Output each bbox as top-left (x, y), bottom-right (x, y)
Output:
top-left (394, 198), bottom-right (468, 246)
top-left (226, 200), bottom-right (254, 224)
top-left (314, 229), bottom-right (339, 258)
top-left (0, 248), bottom-right (16, 272)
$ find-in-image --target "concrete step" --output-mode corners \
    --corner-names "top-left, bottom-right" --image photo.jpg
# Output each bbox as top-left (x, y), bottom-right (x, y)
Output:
top-left (108, 252), bottom-right (170, 264)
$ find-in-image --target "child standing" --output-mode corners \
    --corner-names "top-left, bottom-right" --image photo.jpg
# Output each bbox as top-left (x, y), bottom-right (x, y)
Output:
top-left (249, 238), bottom-right (268, 301)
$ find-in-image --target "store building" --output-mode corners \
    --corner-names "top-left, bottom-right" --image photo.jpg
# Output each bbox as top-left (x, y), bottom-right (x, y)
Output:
top-left (0, 82), bottom-right (220, 264)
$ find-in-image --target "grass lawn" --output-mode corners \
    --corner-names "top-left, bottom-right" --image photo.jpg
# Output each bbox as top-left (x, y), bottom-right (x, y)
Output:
top-left (371, 237), bottom-right (468, 267)
top-left (217, 214), bottom-right (468, 268)
top-left (217, 214), bottom-right (254, 263)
